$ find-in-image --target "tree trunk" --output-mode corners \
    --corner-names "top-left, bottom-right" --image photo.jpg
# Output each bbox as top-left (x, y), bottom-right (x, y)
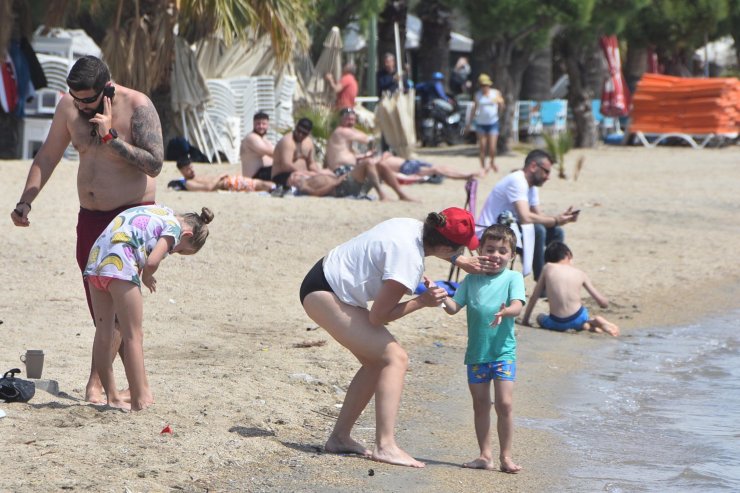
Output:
top-left (416, 1), bottom-right (452, 82)
top-left (561, 38), bottom-right (597, 148)
top-left (150, 85), bottom-right (176, 148)
top-left (377, 1), bottom-right (407, 67)
top-left (624, 44), bottom-right (647, 94)
top-left (520, 45), bottom-right (552, 100)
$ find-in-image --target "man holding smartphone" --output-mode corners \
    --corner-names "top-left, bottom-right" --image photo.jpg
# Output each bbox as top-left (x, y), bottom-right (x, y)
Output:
top-left (471, 149), bottom-right (579, 280)
top-left (11, 55), bottom-right (164, 404)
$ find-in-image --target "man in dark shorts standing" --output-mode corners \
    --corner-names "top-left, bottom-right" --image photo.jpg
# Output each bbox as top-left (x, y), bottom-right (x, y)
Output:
top-left (11, 55), bottom-right (164, 404)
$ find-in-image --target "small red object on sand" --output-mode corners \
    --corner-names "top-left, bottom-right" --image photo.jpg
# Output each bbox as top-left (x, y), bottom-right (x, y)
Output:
top-left (160, 425), bottom-right (173, 434)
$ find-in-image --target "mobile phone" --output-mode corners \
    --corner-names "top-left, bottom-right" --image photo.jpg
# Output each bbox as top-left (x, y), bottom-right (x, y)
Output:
top-left (572, 209), bottom-right (581, 214)
top-left (103, 85), bottom-right (115, 98)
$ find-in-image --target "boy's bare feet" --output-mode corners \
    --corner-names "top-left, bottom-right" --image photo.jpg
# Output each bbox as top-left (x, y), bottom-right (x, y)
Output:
top-left (324, 435), bottom-right (372, 457)
top-left (602, 321), bottom-right (620, 337)
top-left (372, 444), bottom-right (425, 468)
top-left (462, 457), bottom-right (495, 470)
top-left (500, 456), bottom-right (522, 473)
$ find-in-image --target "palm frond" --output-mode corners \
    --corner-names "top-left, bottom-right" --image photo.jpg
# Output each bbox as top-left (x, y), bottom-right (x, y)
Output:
top-left (178, 0), bottom-right (314, 66)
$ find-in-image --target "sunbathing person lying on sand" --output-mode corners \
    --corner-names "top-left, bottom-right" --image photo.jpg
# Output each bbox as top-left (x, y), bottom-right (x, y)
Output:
top-left (379, 152), bottom-right (480, 181)
top-left (521, 241), bottom-right (619, 336)
top-left (168, 158), bottom-right (275, 193)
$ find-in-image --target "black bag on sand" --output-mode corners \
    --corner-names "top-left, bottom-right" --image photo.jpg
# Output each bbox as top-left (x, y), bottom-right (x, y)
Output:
top-left (0, 368), bottom-right (35, 403)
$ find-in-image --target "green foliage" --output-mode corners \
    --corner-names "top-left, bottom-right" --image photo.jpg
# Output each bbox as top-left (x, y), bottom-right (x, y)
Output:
top-left (625, 0), bottom-right (730, 51)
top-left (178, 0), bottom-right (315, 63)
top-left (309, 0), bottom-right (386, 60)
top-left (290, 103), bottom-right (338, 141)
top-left (543, 131), bottom-right (573, 179)
top-left (290, 103), bottom-right (337, 163)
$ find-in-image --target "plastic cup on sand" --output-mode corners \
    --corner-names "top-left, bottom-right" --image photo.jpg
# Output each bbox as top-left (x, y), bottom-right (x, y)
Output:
top-left (20, 350), bottom-right (44, 379)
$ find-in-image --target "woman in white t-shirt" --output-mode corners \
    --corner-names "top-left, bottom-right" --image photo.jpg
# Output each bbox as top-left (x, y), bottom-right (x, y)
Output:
top-left (300, 207), bottom-right (479, 468)
top-left (465, 73), bottom-right (505, 175)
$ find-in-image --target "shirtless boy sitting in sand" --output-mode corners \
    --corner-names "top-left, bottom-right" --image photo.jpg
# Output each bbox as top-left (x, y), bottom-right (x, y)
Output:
top-left (521, 241), bottom-right (619, 336)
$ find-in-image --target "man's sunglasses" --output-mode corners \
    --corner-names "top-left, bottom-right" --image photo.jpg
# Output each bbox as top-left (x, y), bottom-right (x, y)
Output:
top-left (70, 89), bottom-right (103, 104)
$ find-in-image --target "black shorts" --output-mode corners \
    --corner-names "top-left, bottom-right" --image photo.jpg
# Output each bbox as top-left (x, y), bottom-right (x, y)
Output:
top-left (272, 171), bottom-right (292, 187)
top-left (299, 258), bottom-right (334, 305)
top-left (254, 166), bottom-right (272, 181)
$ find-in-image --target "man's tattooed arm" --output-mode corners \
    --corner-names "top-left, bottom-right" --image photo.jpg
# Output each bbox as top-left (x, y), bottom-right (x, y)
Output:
top-left (108, 102), bottom-right (164, 177)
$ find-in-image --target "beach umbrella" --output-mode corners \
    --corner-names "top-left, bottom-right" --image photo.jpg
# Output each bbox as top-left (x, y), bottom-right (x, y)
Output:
top-left (375, 88), bottom-right (417, 159)
top-left (599, 35), bottom-right (630, 117)
top-left (307, 26), bottom-right (343, 105)
top-left (374, 22), bottom-right (416, 158)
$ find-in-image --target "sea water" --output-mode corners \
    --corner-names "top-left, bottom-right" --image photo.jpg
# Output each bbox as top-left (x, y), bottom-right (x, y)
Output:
top-left (546, 311), bottom-right (740, 492)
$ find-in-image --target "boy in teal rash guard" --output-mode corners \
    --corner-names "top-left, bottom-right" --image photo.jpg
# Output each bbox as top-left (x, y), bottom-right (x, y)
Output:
top-left (442, 224), bottom-right (526, 474)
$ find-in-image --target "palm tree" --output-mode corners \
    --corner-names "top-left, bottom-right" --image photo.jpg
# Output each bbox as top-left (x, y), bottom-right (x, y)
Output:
top-left (415, 0), bottom-right (452, 83)
top-left (0, 0), bottom-right (314, 154)
top-left (377, 0), bottom-right (407, 70)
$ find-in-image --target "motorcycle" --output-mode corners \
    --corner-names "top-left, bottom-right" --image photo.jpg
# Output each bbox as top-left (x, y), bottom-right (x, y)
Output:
top-left (418, 98), bottom-right (464, 147)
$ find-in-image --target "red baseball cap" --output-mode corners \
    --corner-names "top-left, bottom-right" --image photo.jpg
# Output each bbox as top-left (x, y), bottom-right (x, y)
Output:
top-left (436, 207), bottom-right (479, 250)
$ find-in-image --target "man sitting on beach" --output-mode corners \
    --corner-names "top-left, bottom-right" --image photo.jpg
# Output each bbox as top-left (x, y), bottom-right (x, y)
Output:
top-left (168, 157), bottom-right (275, 193)
top-left (240, 111), bottom-right (274, 181)
top-left (271, 118), bottom-right (332, 190)
top-left (520, 241), bottom-right (619, 336)
top-left (476, 149), bottom-right (579, 280)
top-left (325, 108), bottom-right (416, 202)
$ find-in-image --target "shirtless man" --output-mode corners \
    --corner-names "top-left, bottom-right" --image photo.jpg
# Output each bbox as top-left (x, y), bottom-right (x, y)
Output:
top-left (10, 56), bottom-right (164, 404)
top-left (325, 108), bottom-right (416, 202)
top-left (271, 118), bottom-right (331, 189)
top-left (239, 111), bottom-right (273, 180)
top-left (169, 157), bottom-right (274, 193)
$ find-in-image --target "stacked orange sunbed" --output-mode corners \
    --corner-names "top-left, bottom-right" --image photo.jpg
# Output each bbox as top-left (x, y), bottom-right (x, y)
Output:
top-left (629, 74), bottom-right (740, 135)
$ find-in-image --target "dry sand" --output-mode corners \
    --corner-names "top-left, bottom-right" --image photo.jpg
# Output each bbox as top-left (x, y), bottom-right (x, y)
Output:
top-left (2, 144), bottom-right (739, 492)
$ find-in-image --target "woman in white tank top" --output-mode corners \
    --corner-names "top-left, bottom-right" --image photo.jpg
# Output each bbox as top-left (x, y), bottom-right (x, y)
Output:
top-left (466, 73), bottom-right (505, 175)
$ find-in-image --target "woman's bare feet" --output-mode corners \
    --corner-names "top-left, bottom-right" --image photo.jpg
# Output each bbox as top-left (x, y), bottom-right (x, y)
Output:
top-left (372, 444), bottom-right (425, 468)
top-left (85, 385), bottom-right (106, 404)
top-left (129, 392), bottom-right (154, 411)
top-left (106, 398), bottom-right (131, 411)
top-left (462, 457), bottom-right (495, 470)
top-left (324, 435), bottom-right (372, 457)
top-left (500, 456), bottom-right (522, 474)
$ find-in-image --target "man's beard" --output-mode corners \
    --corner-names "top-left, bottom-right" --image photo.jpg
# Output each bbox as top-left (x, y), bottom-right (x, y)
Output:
top-left (253, 128), bottom-right (267, 136)
top-left (78, 99), bottom-right (105, 118)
